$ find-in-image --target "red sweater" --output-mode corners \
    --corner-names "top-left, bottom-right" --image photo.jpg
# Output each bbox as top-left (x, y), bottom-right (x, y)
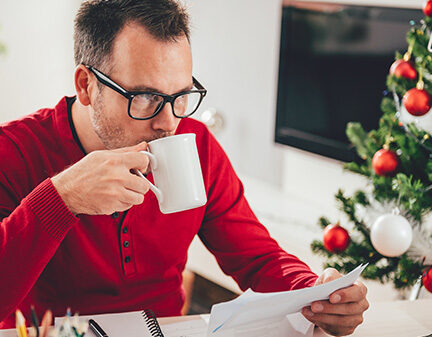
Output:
top-left (0, 97), bottom-right (317, 328)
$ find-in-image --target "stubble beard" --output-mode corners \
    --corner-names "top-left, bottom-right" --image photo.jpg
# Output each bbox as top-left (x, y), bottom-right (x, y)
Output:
top-left (90, 92), bottom-right (174, 149)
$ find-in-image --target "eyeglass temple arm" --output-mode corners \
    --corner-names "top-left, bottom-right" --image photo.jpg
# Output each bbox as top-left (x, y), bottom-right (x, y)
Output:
top-left (86, 66), bottom-right (131, 99)
top-left (192, 77), bottom-right (206, 93)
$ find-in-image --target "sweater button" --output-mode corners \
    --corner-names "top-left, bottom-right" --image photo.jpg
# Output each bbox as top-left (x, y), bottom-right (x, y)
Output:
top-left (122, 227), bottom-right (128, 234)
top-left (112, 212), bottom-right (119, 218)
top-left (124, 256), bottom-right (131, 263)
top-left (123, 241), bottom-right (130, 248)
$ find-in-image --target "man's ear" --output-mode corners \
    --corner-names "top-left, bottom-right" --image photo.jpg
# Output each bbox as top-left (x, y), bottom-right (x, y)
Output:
top-left (74, 65), bottom-right (94, 106)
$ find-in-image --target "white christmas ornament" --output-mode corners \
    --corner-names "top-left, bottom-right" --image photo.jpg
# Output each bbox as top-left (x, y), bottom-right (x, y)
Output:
top-left (371, 213), bottom-right (413, 257)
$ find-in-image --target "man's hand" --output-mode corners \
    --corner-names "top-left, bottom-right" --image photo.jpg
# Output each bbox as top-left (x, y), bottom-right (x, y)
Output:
top-left (51, 141), bottom-right (151, 215)
top-left (301, 268), bottom-right (369, 336)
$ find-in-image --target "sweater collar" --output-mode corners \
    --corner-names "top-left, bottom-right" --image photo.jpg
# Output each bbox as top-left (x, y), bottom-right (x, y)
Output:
top-left (53, 96), bottom-right (86, 164)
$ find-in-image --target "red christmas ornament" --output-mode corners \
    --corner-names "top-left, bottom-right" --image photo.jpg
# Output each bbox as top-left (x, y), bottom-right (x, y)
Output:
top-left (372, 149), bottom-right (399, 177)
top-left (390, 59), bottom-right (417, 80)
top-left (323, 223), bottom-right (350, 253)
top-left (403, 88), bottom-right (432, 117)
top-left (424, 0), bottom-right (432, 16)
top-left (422, 267), bottom-right (432, 293)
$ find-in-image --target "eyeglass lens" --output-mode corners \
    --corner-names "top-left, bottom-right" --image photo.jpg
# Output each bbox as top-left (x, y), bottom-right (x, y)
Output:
top-left (129, 92), bottom-right (202, 119)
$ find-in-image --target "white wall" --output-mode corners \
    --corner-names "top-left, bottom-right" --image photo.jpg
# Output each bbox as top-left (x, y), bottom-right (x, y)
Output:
top-left (186, 0), bottom-right (285, 186)
top-left (0, 1), bottom-right (80, 122)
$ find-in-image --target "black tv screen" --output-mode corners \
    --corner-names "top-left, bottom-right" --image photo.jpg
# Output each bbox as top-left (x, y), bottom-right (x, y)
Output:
top-left (275, 2), bottom-right (423, 162)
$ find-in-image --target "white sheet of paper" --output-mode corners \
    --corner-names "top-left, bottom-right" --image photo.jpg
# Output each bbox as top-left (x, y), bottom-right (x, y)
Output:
top-left (161, 316), bottom-right (208, 337)
top-left (161, 314), bottom-right (313, 337)
top-left (206, 314), bottom-right (314, 337)
top-left (208, 264), bottom-right (367, 335)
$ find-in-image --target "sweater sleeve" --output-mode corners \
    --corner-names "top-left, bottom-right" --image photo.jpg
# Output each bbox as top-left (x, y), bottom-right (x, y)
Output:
top-left (198, 132), bottom-right (318, 292)
top-left (0, 135), bottom-right (79, 321)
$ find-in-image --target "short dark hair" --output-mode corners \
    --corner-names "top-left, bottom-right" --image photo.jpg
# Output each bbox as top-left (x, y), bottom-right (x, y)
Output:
top-left (73, 0), bottom-right (190, 71)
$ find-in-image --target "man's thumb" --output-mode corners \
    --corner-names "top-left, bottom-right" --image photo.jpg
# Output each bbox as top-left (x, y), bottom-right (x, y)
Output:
top-left (314, 268), bottom-right (341, 285)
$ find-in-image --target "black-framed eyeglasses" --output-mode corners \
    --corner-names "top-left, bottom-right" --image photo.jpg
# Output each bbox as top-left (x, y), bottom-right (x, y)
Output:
top-left (86, 65), bottom-right (207, 120)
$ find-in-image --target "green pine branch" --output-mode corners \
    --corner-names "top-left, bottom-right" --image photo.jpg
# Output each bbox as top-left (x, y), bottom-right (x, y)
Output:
top-left (392, 173), bottom-right (432, 221)
top-left (335, 190), bottom-right (370, 241)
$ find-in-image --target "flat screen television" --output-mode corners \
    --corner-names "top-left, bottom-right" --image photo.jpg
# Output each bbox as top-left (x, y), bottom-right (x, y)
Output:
top-left (275, 1), bottom-right (423, 162)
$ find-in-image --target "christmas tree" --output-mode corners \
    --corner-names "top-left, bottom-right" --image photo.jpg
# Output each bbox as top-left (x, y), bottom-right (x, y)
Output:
top-left (311, 2), bottom-right (432, 294)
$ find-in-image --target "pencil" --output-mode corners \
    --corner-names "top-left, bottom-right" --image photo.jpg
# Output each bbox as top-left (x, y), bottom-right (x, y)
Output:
top-left (16, 310), bottom-right (28, 337)
top-left (39, 310), bottom-right (52, 337)
top-left (30, 306), bottom-right (39, 337)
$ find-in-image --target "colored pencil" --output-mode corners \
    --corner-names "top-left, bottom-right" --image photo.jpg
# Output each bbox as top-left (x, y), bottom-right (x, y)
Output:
top-left (15, 310), bottom-right (28, 337)
top-left (39, 310), bottom-right (52, 337)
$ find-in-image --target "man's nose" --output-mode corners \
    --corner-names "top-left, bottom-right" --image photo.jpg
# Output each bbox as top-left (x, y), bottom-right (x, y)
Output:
top-left (151, 102), bottom-right (177, 132)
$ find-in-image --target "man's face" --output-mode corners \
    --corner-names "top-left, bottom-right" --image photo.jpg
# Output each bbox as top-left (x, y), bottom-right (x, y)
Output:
top-left (89, 23), bottom-right (193, 149)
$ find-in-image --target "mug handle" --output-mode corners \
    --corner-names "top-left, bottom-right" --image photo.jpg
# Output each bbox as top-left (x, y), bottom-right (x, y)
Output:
top-left (134, 151), bottom-right (163, 203)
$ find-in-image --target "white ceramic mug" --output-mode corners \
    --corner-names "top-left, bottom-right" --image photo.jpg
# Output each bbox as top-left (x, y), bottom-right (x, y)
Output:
top-left (135, 133), bottom-right (207, 214)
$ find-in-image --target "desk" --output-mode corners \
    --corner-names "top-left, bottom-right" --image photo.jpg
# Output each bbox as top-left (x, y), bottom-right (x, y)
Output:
top-left (161, 299), bottom-right (432, 337)
top-left (1, 299), bottom-right (431, 337)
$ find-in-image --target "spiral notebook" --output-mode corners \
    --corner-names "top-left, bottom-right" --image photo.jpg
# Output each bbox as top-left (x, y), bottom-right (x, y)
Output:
top-left (56, 309), bottom-right (164, 337)
top-left (142, 310), bottom-right (165, 337)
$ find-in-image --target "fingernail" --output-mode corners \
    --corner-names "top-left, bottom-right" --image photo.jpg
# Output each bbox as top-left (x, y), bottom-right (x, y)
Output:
top-left (312, 303), bottom-right (323, 312)
top-left (332, 294), bottom-right (341, 303)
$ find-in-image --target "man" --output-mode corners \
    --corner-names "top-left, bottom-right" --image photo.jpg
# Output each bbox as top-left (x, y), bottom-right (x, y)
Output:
top-left (0, 0), bottom-right (368, 335)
